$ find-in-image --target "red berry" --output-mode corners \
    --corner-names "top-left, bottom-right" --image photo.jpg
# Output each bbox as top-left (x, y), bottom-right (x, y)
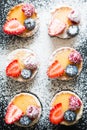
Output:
top-left (48, 19), bottom-right (66, 36)
top-left (3, 19), bottom-right (25, 35)
top-left (26, 105), bottom-right (39, 119)
top-left (22, 4), bottom-right (35, 17)
top-left (5, 104), bottom-right (23, 124)
top-left (68, 10), bottom-right (80, 24)
top-left (69, 96), bottom-right (82, 111)
top-left (47, 60), bottom-right (64, 78)
top-left (68, 51), bottom-right (82, 64)
top-left (49, 103), bottom-right (64, 124)
top-left (6, 60), bottom-right (21, 78)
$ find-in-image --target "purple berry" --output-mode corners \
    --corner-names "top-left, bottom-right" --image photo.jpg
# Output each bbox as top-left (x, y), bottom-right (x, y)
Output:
top-left (69, 96), bottom-right (82, 110)
top-left (24, 56), bottom-right (38, 70)
top-left (26, 105), bottom-right (39, 119)
top-left (22, 4), bottom-right (35, 17)
top-left (69, 51), bottom-right (82, 64)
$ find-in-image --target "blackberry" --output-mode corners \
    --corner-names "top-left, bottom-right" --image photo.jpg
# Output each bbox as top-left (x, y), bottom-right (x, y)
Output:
top-left (64, 110), bottom-right (76, 122)
top-left (24, 18), bottom-right (36, 31)
top-left (65, 65), bottom-right (78, 77)
top-left (19, 115), bottom-right (32, 126)
top-left (67, 25), bottom-right (79, 37)
top-left (21, 69), bottom-right (32, 79)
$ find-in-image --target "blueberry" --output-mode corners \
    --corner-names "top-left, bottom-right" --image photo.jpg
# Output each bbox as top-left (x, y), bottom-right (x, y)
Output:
top-left (64, 110), bottom-right (76, 122)
top-left (19, 115), bottom-right (32, 126)
top-left (21, 69), bottom-right (32, 79)
top-left (24, 18), bottom-right (36, 31)
top-left (65, 65), bottom-right (78, 77)
top-left (67, 25), bottom-right (79, 37)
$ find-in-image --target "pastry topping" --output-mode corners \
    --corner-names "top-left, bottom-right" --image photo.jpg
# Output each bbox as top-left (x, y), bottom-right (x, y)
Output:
top-left (69, 96), bottom-right (82, 110)
top-left (5, 104), bottom-right (23, 124)
top-left (21, 69), bottom-right (32, 79)
top-left (6, 60), bottom-right (21, 78)
top-left (26, 105), bottom-right (39, 119)
top-left (65, 65), bottom-right (78, 77)
top-left (48, 19), bottom-right (66, 36)
top-left (24, 18), bottom-right (36, 31)
top-left (68, 10), bottom-right (80, 24)
top-left (3, 19), bottom-right (25, 35)
top-left (64, 110), bottom-right (76, 122)
top-left (67, 25), bottom-right (79, 37)
top-left (49, 103), bottom-right (64, 124)
top-left (22, 4), bottom-right (35, 17)
top-left (19, 115), bottom-right (32, 126)
top-left (68, 51), bottom-right (82, 64)
top-left (47, 60), bottom-right (64, 78)
top-left (24, 56), bottom-right (38, 70)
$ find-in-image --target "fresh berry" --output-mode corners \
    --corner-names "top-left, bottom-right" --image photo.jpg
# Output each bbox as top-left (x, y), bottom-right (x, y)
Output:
top-left (22, 4), bottom-right (35, 17)
top-left (6, 60), bottom-right (21, 78)
top-left (65, 65), bottom-right (78, 77)
top-left (67, 25), bottom-right (79, 37)
top-left (64, 110), bottom-right (76, 122)
top-left (3, 19), bottom-right (25, 35)
top-left (5, 104), bottom-right (23, 124)
top-left (48, 19), bottom-right (66, 36)
top-left (68, 51), bottom-right (82, 64)
top-left (49, 103), bottom-right (64, 124)
top-left (24, 18), bottom-right (36, 31)
top-left (26, 105), bottom-right (39, 119)
top-left (69, 96), bottom-right (82, 110)
top-left (19, 115), bottom-right (32, 126)
top-left (47, 60), bottom-right (64, 78)
top-left (68, 10), bottom-right (80, 24)
top-left (24, 56), bottom-right (38, 70)
top-left (21, 69), bottom-right (32, 79)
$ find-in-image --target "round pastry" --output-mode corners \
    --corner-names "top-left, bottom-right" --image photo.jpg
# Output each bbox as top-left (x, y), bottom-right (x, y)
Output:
top-left (3, 3), bottom-right (39, 37)
top-left (5, 93), bottom-right (42, 127)
top-left (49, 90), bottom-right (83, 126)
top-left (48, 6), bottom-right (80, 38)
top-left (6, 49), bottom-right (38, 82)
top-left (47, 47), bottom-right (83, 80)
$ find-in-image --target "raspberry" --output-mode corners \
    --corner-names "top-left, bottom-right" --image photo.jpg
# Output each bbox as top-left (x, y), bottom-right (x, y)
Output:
top-left (24, 56), bottom-right (38, 70)
top-left (68, 51), bottom-right (82, 64)
top-left (26, 105), bottom-right (39, 120)
top-left (69, 96), bottom-right (82, 111)
top-left (22, 4), bottom-right (35, 17)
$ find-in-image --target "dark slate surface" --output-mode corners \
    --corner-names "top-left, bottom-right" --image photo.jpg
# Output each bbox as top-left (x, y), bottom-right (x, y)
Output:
top-left (0, 0), bottom-right (87, 130)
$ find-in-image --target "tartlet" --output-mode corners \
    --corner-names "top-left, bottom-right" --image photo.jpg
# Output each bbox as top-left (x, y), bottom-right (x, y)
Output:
top-left (6, 49), bottom-right (39, 82)
top-left (47, 47), bottom-right (83, 80)
top-left (5, 93), bottom-right (42, 127)
top-left (48, 6), bottom-right (80, 38)
top-left (49, 90), bottom-right (83, 125)
top-left (3, 3), bottom-right (39, 37)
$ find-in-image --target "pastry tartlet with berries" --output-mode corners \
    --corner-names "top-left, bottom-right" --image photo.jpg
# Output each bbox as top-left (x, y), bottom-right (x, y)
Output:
top-left (6, 49), bottom-right (38, 82)
top-left (48, 6), bottom-right (80, 38)
top-left (3, 3), bottom-right (39, 37)
top-left (47, 47), bottom-right (83, 80)
top-left (49, 90), bottom-right (83, 125)
top-left (5, 93), bottom-right (42, 127)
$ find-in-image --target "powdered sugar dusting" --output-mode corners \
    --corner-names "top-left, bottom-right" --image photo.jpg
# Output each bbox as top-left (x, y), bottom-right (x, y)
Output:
top-left (0, 0), bottom-right (87, 130)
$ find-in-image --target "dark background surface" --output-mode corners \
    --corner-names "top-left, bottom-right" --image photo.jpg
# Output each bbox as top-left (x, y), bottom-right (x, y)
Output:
top-left (0, 0), bottom-right (87, 130)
